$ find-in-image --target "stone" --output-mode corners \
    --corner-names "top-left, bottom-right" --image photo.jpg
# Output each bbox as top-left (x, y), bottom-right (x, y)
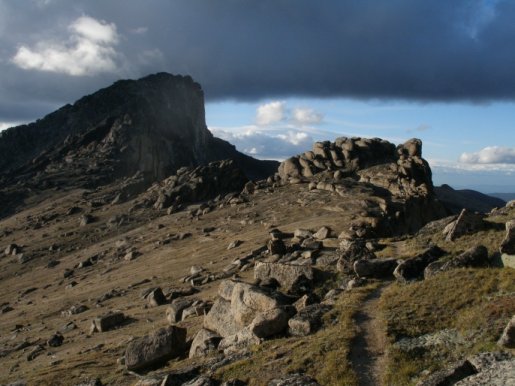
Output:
top-left (79, 214), bottom-right (94, 227)
top-left (166, 299), bottom-right (194, 324)
top-left (500, 220), bottom-right (515, 255)
top-left (457, 352), bottom-right (514, 386)
top-left (313, 226), bottom-right (331, 240)
top-left (62, 304), bottom-right (88, 316)
top-left (218, 327), bottom-right (261, 355)
top-left (227, 240), bottom-right (242, 250)
top-left (189, 328), bottom-right (222, 358)
top-left (203, 298), bottom-right (240, 337)
top-left (254, 262), bottom-right (314, 294)
top-left (90, 312), bottom-right (125, 333)
top-left (146, 288), bottom-right (167, 307)
top-left (393, 246), bottom-right (446, 282)
top-left (442, 245), bottom-right (489, 269)
top-left (47, 333), bottom-right (64, 347)
top-left (300, 238), bottom-right (322, 250)
top-left (444, 209), bottom-right (485, 241)
top-left (125, 326), bottom-right (187, 372)
top-left (4, 243), bottom-right (18, 255)
top-left (498, 315), bottom-right (515, 348)
top-left (248, 307), bottom-right (290, 338)
top-left (353, 258), bottom-right (398, 278)
top-left (268, 239), bottom-right (286, 255)
top-left (288, 304), bottom-right (330, 336)
top-left (181, 301), bottom-right (211, 320)
top-left (416, 360), bottom-right (477, 386)
top-left (268, 374), bottom-right (320, 386)
top-left (293, 293), bottom-right (318, 311)
top-left (294, 229), bottom-right (312, 239)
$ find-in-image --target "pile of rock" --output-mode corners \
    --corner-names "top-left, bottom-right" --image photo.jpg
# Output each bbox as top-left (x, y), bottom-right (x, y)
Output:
top-left (145, 160), bottom-right (248, 211)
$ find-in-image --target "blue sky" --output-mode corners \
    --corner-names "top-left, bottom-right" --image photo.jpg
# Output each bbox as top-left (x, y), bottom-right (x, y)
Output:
top-left (207, 98), bottom-right (515, 192)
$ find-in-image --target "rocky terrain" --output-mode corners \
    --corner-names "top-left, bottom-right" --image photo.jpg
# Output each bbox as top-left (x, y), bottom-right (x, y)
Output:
top-left (0, 74), bottom-right (513, 386)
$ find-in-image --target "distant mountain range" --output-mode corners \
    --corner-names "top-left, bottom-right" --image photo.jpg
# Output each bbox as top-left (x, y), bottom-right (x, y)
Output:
top-left (488, 192), bottom-right (515, 202)
top-left (435, 184), bottom-right (507, 214)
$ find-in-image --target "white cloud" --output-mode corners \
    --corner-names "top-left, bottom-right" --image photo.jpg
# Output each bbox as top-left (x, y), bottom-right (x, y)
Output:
top-left (12, 16), bottom-right (120, 76)
top-left (131, 26), bottom-right (149, 35)
top-left (292, 107), bottom-right (323, 125)
top-left (256, 101), bottom-right (286, 126)
top-left (210, 125), bottom-right (313, 160)
top-left (459, 146), bottom-right (515, 164)
top-left (0, 122), bottom-right (21, 132)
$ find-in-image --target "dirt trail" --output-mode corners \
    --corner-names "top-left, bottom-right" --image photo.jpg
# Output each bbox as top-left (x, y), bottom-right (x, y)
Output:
top-left (350, 283), bottom-right (389, 386)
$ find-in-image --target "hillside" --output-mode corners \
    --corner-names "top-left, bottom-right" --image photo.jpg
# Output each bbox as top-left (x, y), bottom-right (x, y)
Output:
top-left (435, 184), bottom-right (506, 214)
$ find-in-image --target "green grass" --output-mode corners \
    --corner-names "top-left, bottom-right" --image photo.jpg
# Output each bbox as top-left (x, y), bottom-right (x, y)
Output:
top-left (215, 283), bottom-right (380, 386)
top-left (379, 268), bottom-right (515, 385)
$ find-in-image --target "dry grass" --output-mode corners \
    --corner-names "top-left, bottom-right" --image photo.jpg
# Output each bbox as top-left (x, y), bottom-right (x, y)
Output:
top-left (379, 268), bottom-right (515, 385)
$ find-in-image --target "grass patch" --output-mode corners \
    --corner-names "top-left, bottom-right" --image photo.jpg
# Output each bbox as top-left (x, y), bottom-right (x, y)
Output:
top-left (379, 268), bottom-right (515, 385)
top-left (215, 282), bottom-right (380, 386)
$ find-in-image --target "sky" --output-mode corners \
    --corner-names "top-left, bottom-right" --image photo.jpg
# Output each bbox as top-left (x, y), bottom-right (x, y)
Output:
top-left (0, 0), bottom-right (514, 192)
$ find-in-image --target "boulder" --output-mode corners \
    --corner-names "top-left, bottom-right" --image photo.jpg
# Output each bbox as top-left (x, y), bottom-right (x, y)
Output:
top-left (203, 280), bottom-right (290, 353)
top-left (442, 245), bottom-right (489, 269)
top-left (254, 262), bottom-right (314, 294)
top-left (90, 312), bottom-right (125, 333)
top-left (416, 360), bottom-right (477, 386)
top-left (268, 239), bottom-right (286, 255)
top-left (125, 326), bottom-right (187, 371)
top-left (203, 298), bottom-right (240, 337)
top-left (218, 327), bottom-right (261, 355)
top-left (248, 307), bottom-right (290, 338)
top-left (500, 220), bottom-right (515, 255)
top-left (4, 243), bottom-right (19, 256)
top-left (189, 328), bottom-right (222, 358)
top-left (145, 288), bottom-right (167, 307)
top-left (425, 246), bottom-right (489, 277)
top-left (47, 333), bottom-right (64, 347)
top-left (393, 246), bottom-right (446, 282)
top-left (498, 315), bottom-right (515, 349)
top-left (444, 209), bottom-right (485, 241)
top-left (313, 226), bottom-right (331, 240)
top-left (353, 258), bottom-right (398, 278)
top-left (288, 304), bottom-right (330, 336)
top-left (166, 299), bottom-right (194, 324)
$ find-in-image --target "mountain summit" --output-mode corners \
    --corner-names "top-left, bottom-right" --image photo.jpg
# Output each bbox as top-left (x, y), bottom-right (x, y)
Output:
top-left (0, 73), bottom-right (277, 216)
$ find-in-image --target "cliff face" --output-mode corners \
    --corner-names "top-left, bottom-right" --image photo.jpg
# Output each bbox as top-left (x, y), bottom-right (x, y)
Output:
top-left (0, 73), bottom-right (277, 185)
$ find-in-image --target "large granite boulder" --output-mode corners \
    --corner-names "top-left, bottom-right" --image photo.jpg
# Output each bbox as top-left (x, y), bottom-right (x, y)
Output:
top-left (125, 326), bottom-right (187, 371)
top-left (254, 262), bottom-right (314, 294)
top-left (203, 280), bottom-right (291, 347)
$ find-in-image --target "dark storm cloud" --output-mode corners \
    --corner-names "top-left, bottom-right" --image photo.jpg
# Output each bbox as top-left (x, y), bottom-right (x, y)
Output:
top-left (1, 0), bottom-right (515, 123)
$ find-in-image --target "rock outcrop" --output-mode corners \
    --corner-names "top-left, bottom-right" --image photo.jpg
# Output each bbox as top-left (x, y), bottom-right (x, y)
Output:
top-left (125, 326), bottom-right (187, 371)
top-left (277, 137), bottom-right (446, 234)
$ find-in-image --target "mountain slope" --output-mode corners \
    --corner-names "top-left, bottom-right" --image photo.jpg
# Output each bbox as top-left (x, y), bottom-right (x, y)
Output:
top-left (435, 184), bottom-right (506, 214)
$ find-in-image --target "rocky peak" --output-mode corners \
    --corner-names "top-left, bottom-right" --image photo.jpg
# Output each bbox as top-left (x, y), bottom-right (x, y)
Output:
top-left (0, 73), bottom-right (277, 218)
